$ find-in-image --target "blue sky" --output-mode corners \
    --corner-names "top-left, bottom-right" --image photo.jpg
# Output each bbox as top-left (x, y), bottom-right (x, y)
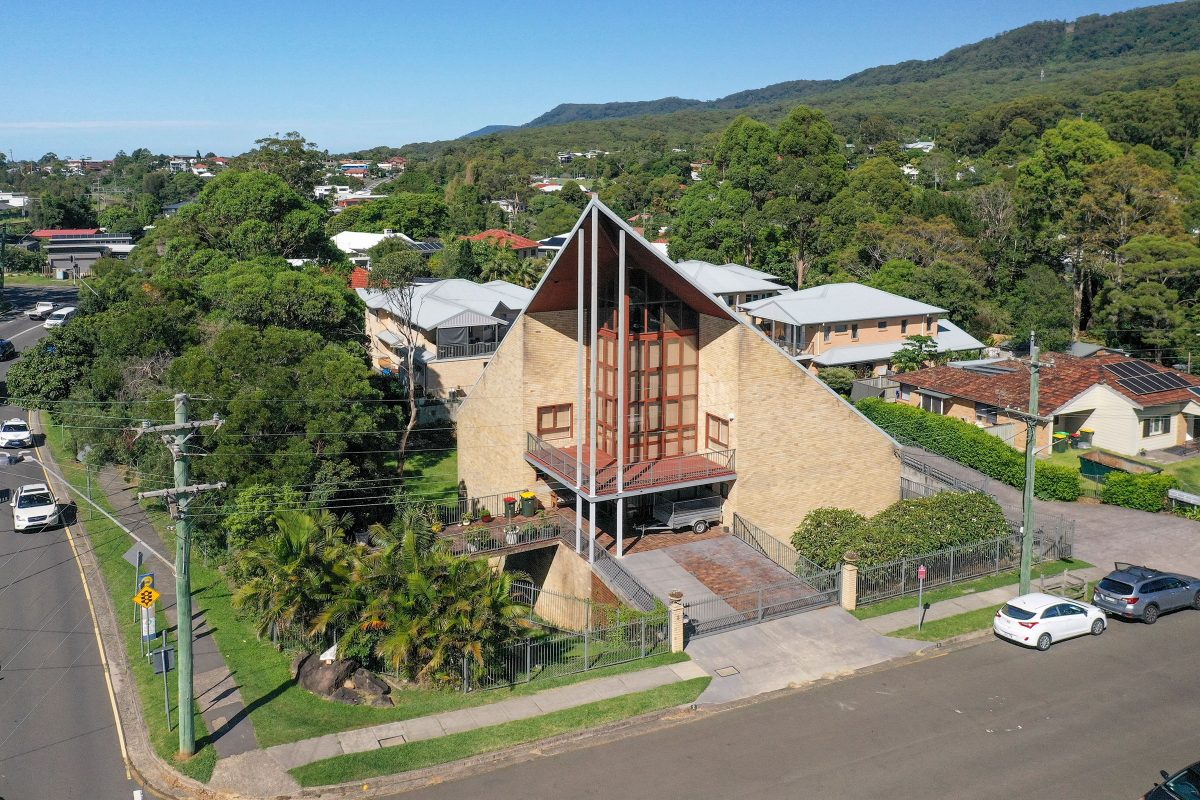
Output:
top-left (2, 0), bottom-right (1160, 159)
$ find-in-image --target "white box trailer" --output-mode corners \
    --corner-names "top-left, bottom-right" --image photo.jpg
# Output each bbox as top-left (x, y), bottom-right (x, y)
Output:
top-left (637, 495), bottom-right (724, 535)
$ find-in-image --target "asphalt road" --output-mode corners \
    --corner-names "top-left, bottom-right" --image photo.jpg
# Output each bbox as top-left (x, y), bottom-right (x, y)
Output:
top-left (404, 612), bottom-right (1200, 800)
top-left (0, 283), bottom-right (140, 799)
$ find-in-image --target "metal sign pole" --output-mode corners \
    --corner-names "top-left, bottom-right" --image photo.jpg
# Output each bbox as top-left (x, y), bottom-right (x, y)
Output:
top-left (917, 564), bottom-right (927, 630)
top-left (162, 629), bottom-right (170, 729)
top-left (134, 551), bottom-right (142, 624)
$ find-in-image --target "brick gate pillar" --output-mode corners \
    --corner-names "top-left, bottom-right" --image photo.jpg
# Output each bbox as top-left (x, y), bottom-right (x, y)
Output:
top-left (840, 551), bottom-right (860, 612)
top-left (668, 590), bottom-right (685, 652)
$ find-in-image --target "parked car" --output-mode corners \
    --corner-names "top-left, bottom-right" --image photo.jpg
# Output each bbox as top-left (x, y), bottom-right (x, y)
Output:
top-left (27, 301), bottom-right (59, 320)
top-left (993, 592), bottom-right (1106, 651)
top-left (0, 418), bottom-right (32, 448)
top-left (0, 339), bottom-right (14, 360)
top-left (11, 483), bottom-right (59, 532)
top-left (1092, 563), bottom-right (1200, 624)
top-left (42, 306), bottom-right (76, 329)
top-left (1145, 760), bottom-right (1200, 799)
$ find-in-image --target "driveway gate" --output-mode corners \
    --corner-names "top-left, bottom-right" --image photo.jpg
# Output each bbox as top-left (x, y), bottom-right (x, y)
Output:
top-left (683, 567), bottom-right (840, 639)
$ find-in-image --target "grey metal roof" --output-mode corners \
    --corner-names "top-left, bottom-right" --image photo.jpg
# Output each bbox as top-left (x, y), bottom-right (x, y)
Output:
top-left (358, 278), bottom-right (533, 331)
top-left (742, 283), bottom-right (945, 326)
top-left (673, 260), bottom-right (789, 297)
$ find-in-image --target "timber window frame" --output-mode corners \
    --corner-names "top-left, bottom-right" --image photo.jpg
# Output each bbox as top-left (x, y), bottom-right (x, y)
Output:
top-left (537, 403), bottom-right (573, 437)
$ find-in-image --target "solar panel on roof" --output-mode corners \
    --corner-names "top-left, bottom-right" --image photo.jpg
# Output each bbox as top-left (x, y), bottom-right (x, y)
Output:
top-left (1118, 372), bottom-right (1193, 395)
top-left (1189, 387), bottom-right (1200, 399)
top-left (1105, 361), bottom-right (1157, 379)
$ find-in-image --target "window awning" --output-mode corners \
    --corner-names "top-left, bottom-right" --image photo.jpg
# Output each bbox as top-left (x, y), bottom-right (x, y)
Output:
top-left (916, 388), bottom-right (951, 400)
top-left (377, 330), bottom-right (404, 348)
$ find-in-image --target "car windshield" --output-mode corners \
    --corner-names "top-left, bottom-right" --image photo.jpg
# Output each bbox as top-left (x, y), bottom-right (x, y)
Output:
top-left (1099, 578), bottom-right (1134, 594)
top-left (1001, 603), bottom-right (1036, 620)
top-left (1, 423), bottom-right (27, 432)
top-left (1164, 769), bottom-right (1200, 800)
top-left (17, 491), bottom-right (52, 508)
top-left (48, 312), bottom-right (66, 320)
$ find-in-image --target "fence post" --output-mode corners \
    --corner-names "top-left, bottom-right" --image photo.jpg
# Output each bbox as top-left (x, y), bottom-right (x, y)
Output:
top-left (840, 552), bottom-right (860, 612)
top-left (995, 537), bottom-right (1001, 574)
top-left (583, 627), bottom-right (590, 670)
top-left (949, 548), bottom-right (955, 584)
top-left (668, 590), bottom-right (685, 653)
top-left (640, 619), bottom-right (646, 658)
top-left (757, 588), bottom-right (764, 622)
top-left (462, 658), bottom-right (469, 694)
top-left (525, 637), bottom-right (532, 684)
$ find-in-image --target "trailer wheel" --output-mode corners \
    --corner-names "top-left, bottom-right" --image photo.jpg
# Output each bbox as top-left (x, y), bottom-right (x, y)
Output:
top-left (692, 520), bottom-right (709, 534)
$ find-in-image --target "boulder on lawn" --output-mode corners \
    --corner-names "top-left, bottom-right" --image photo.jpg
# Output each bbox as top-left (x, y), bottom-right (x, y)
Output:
top-left (290, 653), bottom-right (310, 681)
top-left (351, 668), bottom-right (390, 697)
top-left (296, 656), bottom-right (358, 698)
top-left (329, 686), bottom-right (361, 705)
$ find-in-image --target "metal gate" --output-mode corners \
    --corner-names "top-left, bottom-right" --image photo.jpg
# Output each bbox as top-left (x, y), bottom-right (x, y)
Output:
top-left (683, 568), bottom-right (840, 640)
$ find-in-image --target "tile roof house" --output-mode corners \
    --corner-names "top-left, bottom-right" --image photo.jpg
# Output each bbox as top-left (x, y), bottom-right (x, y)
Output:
top-left (455, 199), bottom-right (901, 558)
top-left (895, 353), bottom-right (1200, 457)
top-left (357, 278), bottom-right (533, 404)
top-left (463, 229), bottom-right (540, 259)
top-left (741, 283), bottom-right (985, 375)
top-left (30, 228), bottom-right (101, 239)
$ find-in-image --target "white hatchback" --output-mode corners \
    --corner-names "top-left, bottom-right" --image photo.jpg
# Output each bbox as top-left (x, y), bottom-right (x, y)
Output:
top-left (11, 483), bottom-right (59, 532)
top-left (993, 592), bottom-right (1106, 651)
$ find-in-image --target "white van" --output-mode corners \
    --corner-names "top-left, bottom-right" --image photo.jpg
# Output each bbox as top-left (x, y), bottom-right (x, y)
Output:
top-left (43, 307), bottom-right (77, 329)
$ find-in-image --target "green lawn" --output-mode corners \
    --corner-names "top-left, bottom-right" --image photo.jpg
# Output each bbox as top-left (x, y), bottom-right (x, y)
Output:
top-left (402, 448), bottom-right (459, 504)
top-left (889, 605), bottom-right (1004, 642)
top-left (140, 503), bottom-right (688, 749)
top-left (44, 426), bottom-right (217, 782)
top-left (289, 677), bottom-right (710, 787)
top-left (1164, 456), bottom-right (1200, 494)
top-left (851, 558), bottom-right (1094, 620)
top-left (4, 273), bottom-right (72, 287)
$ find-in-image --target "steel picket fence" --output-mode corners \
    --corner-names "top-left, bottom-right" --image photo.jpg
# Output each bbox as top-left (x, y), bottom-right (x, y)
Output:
top-left (683, 569), bottom-right (840, 639)
top-left (731, 513), bottom-right (825, 578)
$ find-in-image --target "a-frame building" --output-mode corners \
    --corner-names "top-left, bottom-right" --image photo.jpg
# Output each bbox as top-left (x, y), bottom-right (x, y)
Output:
top-left (457, 199), bottom-right (901, 557)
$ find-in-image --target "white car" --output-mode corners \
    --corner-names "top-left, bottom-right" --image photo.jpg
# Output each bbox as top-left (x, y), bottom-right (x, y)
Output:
top-left (42, 307), bottom-right (77, 329)
top-left (11, 483), bottom-right (59, 532)
top-left (993, 592), bottom-right (1106, 651)
top-left (0, 418), bottom-right (32, 448)
top-left (27, 301), bottom-right (59, 320)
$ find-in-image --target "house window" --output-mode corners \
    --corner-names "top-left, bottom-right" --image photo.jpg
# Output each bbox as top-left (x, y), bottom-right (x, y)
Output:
top-left (834, 324), bottom-right (848, 334)
top-left (706, 414), bottom-right (730, 449)
top-left (537, 403), bottom-right (572, 437)
top-left (851, 323), bottom-right (859, 340)
top-left (920, 393), bottom-right (945, 415)
top-left (925, 315), bottom-right (934, 332)
top-left (975, 403), bottom-right (1000, 425)
top-left (823, 326), bottom-right (831, 343)
top-left (900, 387), bottom-right (911, 402)
top-left (1143, 415), bottom-right (1171, 437)
top-left (878, 320), bottom-right (887, 331)
top-left (901, 319), bottom-right (909, 335)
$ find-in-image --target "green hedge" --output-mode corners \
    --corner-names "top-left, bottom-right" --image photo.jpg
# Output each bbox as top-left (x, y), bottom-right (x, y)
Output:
top-left (1100, 472), bottom-right (1177, 511)
top-left (857, 398), bottom-right (1082, 502)
top-left (792, 492), bottom-right (1011, 568)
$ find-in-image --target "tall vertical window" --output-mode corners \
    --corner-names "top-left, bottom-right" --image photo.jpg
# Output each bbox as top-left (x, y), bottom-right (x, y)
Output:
top-left (706, 414), bottom-right (730, 449)
top-left (901, 319), bottom-right (909, 334)
top-left (851, 323), bottom-right (859, 340)
top-left (537, 403), bottom-right (572, 437)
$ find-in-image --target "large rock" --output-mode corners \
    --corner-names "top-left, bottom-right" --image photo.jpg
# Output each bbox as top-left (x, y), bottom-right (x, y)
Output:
top-left (296, 656), bottom-right (358, 697)
top-left (351, 668), bottom-right (389, 697)
top-left (290, 653), bottom-right (310, 681)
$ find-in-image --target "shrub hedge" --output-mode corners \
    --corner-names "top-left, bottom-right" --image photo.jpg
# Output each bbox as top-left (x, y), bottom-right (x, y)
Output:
top-left (791, 492), bottom-right (1011, 568)
top-left (856, 398), bottom-right (1082, 502)
top-left (1100, 472), bottom-right (1177, 512)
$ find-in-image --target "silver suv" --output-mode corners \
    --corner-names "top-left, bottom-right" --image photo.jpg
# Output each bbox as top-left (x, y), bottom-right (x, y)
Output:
top-left (1091, 563), bottom-right (1200, 624)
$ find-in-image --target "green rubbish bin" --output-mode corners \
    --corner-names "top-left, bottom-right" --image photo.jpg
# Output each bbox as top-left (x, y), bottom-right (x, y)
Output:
top-left (519, 491), bottom-right (537, 517)
top-left (1052, 432), bottom-right (1069, 453)
top-left (1077, 429), bottom-right (1094, 449)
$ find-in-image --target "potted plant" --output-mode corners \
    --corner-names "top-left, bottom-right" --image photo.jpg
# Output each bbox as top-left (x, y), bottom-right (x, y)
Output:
top-left (430, 519), bottom-right (445, 534)
top-left (460, 511), bottom-right (473, 528)
top-left (504, 524), bottom-right (520, 545)
top-left (480, 510), bottom-right (494, 524)
top-left (465, 525), bottom-right (492, 553)
top-left (521, 521), bottom-right (539, 542)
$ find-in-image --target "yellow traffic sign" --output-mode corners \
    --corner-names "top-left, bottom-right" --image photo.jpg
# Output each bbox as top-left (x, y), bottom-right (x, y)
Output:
top-left (133, 586), bottom-right (160, 608)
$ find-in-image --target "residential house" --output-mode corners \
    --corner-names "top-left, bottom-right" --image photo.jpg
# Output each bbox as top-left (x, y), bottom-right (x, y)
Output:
top-left (903, 141), bottom-right (936, 152)
top-left (740, 283), bottom-right (985, 376)
top-left (894, 354), bottom-right (1200, 458)
top-left (456, 199), bottom-right (901, 556)
top-left (537, 232), bottom-right (572, 259)
top-left (331, 229), bottom-right (442, 267)
top-left (0, 192), bottom-right (30, 209)
top-left (380, 156), bottom-right (408, 171)
top-left (463, 229), bottom-right (540, 259)
top-left (37, 232), bottom-right (134, 278)
top-left (168, 158), bottom-right (193, 173)
top-left (334, 192), bottom-right (386, 208)
top-left (673, 260), bottom-right (790, 311)
top-left (358, 278), bottom-right (533, 402)
top-left (490, 199), bottom-right (525, 216)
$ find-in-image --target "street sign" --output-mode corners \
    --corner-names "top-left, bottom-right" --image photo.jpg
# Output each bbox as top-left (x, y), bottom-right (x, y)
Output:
top-left (917, 565), bottom-right (927, 631)
top-left (122, 544), bottom-right (152, 568)
top-left (151, 647), bottom-right (174, 675)
top-left (141, 605), bottom-right (157, 641)
top-left (917, 565), bottom-right (927, 581)
top-left (133, 575), bottom-right (160, 609)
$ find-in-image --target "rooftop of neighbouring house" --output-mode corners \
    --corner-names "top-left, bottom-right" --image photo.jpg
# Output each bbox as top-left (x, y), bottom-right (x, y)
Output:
top-left (357, 278), bottom-right (534, 331)
top-left (462, 229), bottom-right (541, 250)
top-left (896, 353), bottom-right (1200, 411)
top-left (349, 266), bottom-right (370, 289)
top-left (30, 228), bottom-right (100, 238)
top-left (673, 260), bottom-right (791, 299)
top-left (740, 282), bottom-right (945, 326)
top-left (813, 320), bottom-right (984, 366)
top-left (331, 230), bottom-right (427, 254)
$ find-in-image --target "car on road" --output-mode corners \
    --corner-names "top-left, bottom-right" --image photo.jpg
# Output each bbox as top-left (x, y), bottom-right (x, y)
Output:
top-left (0, 339), bottom-right (14, 360)
top-left (26, 301), bottom-right (59, 320)
top-left (10, 483), bottom-right (59, 532)
top-left (42, 306), bottom-right (76, 329)
top-left (1145, 760), bottom-right (1200, 799)
top-left (0, 418), bottom-right (32, 448)
top-left (993, 592), bottom-right (1106, 651)
top-left (1092, 563), bottom-right (1200, 624)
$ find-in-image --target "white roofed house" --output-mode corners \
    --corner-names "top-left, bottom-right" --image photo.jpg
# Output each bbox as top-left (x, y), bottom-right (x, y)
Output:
top-left (358, 278), bottom-right (533, 415)
top-left (331, 229), bottom-right (443, 267)
top-left (740, 283), bottom-right (985, 376)
top-left (672, 260), bottom-right (791, 311)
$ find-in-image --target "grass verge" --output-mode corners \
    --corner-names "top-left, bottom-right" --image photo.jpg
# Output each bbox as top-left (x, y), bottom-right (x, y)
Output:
top-left (401, 447), bottom-right (458, 504)
top-left (4, 273), bottom-right (72, 287)
top-left (139, 506), bottom-right (686, 749)
top-left (290, 677), bottom-right (710, 787)
top-left (43, 425), bottom-right (217, 782)
top-left (851, 558), bottom-right (1095, 620)
top-left (889, 605), bottom-right (1003, 642)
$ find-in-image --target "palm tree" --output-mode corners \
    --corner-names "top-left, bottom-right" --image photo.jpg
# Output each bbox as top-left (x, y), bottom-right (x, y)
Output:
top-left (232, 510), bottom-right (351, 640)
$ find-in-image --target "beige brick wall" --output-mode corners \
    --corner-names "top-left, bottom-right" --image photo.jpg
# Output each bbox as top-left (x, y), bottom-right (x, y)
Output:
top-left (730, 325), bottom-right (900, 547)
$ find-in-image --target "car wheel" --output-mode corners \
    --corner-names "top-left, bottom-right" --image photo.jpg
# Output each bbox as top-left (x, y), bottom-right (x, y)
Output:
top-left (692, 520), bottom-right (708, 534)
top-left (1090, 618), bottom-right (1105, 636)
top-left (1192, 592), bottom-right (1200, 611)
top-left (1036, 633), bottom-right (1052, 651)
top-left (1143, 604), bottom-right (1159, 625)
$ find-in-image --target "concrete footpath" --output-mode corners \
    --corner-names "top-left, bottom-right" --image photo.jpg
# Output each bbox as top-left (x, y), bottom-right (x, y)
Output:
top-left (860, 566), bottom-right (1111, 634)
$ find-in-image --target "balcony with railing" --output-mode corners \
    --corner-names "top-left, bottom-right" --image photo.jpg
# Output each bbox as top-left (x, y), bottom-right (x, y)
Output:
top-left (525, 432), bottom-right (736, 498)
top-left (435, 340), bottom-right (501, 360)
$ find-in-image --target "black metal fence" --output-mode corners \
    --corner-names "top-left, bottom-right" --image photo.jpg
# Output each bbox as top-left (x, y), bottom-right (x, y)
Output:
top-left (731, 513), bottom-right (824, 578)
top-left (684, 570), bottom-right (840, 639)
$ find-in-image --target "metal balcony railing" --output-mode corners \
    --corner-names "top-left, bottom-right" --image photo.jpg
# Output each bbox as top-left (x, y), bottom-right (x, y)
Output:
top-left (436, 341), bottom-right (500, 360)
top-left (526, 432), bottom-right (736, 496)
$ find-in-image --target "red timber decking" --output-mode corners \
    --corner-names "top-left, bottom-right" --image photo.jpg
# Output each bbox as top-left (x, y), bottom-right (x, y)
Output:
top-left (525, 433), bottom-right (735, 498)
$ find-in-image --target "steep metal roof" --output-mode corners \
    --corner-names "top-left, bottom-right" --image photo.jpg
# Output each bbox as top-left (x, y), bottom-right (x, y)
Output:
top-left (742, 283), bottom-right (945, 326)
